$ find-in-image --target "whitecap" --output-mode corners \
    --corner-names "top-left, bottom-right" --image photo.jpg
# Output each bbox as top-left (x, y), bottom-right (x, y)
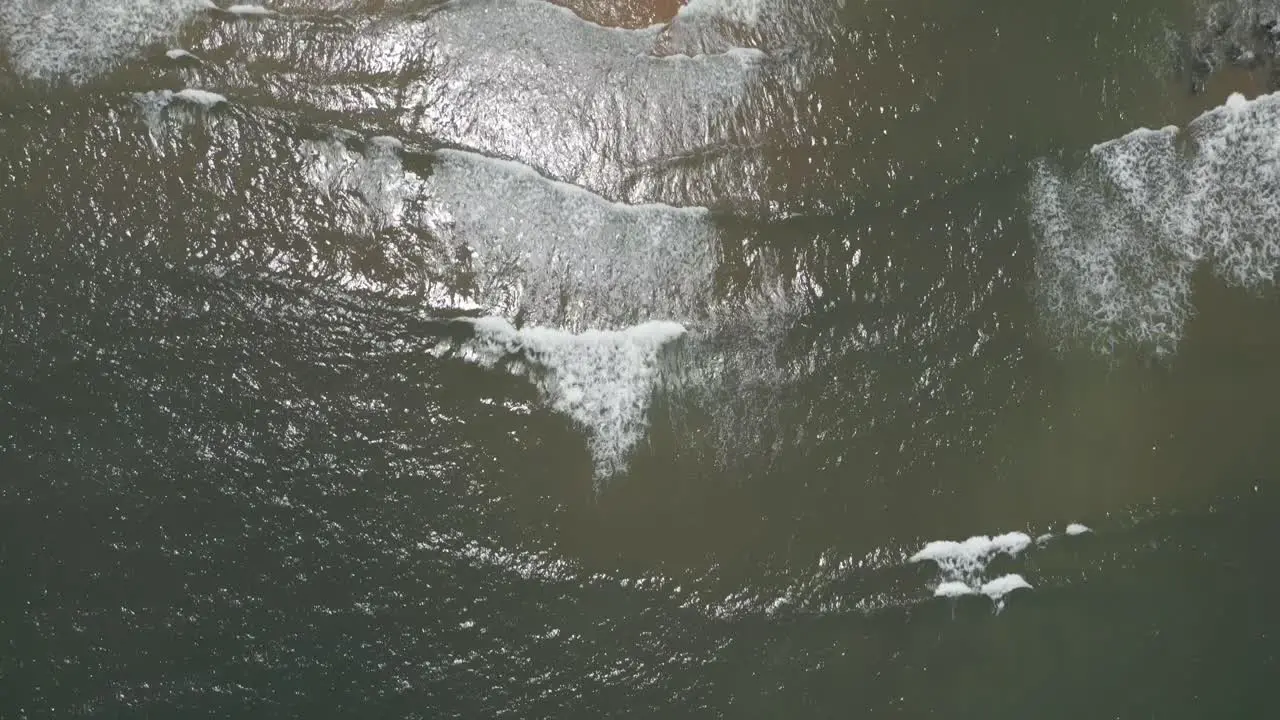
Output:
top-left (913, 531), bottom-right (1035, 611)
top-left (934, 581), bottom-right (976, 598)
top-left (443, 317), bottom-right (688, 484)
top-left (980, 573), bottom-right (1032, 600)
top-left (225, 3), bottom-right (273, 15)
top-left (909, 531), bottom-right (1032, 576)
top-left (174, 88), bottom-right (226, 106)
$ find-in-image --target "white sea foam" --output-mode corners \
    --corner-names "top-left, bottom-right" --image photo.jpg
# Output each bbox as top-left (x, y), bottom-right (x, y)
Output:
top-left (444, 316), bottom-right (687, 483)
top-left (676, 0), bottom-right (766, 25)
top-left (1186, 1), bottom-right (1280, 64)
top-left (980, 574), bottom-right (1032, 599)
top-left (1032, 90), bottom-right (1280, 355)
top-left (421, 148), bottom-right (719, 332)
top-left (300, 141), bottom-right (719, 330)
top-left (1065, 523), bottom-right (1091, 536)
top-left (910, 532), bottom-right (1031, 576)
top-left (298, 137), bottom-right (795, 483)
top-left (426, 152), bottom-right (804, 479)
top-left (1224, 91), bottom-right (1249, 110)
top-left (980, 574), bottom-right (1032, 613)
top-left (934, 581), bottom-right (976, 598)
top-left (174, 88), bottom-right (226, 106)
top-left (0, 0), bottom-right (214, 81)
top-left (225, 3), bottom-right (272, 15)
top-left (912, 531), bottom-right (1033, 611)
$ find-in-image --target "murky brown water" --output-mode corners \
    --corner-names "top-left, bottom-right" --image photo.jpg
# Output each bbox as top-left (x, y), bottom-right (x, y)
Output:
top-left (3, 0), bottom-right (1280, 717)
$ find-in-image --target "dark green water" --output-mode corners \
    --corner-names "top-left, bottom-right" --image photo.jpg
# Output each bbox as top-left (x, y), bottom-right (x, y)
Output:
top-left (3, 0), bottom-right (1280, 717)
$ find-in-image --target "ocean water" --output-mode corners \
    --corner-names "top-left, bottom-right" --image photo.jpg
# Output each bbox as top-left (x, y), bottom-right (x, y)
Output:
top-left (2, 0), bottom-right (1279, 717)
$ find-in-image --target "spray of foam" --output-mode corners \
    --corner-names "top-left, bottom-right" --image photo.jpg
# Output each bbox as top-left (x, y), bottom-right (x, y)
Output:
top-left (910, 532), bottom-right (1034, 611)
top-left (979, 574), bottom-right (1032, 604)
top-left (439, 316), bottom-right (688, 484)
top-left (0, 0), bottom-right (215, 81)
top-left (1032, 91), bottom-right (1280, 355)
top-left (934, 580), bottom-right (978, 598)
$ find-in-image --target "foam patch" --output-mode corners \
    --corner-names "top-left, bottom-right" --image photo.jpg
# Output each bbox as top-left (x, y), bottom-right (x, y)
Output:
top-left (296, 137), bottom-right (796, 484)
top-left (442, 316), bottom-right (688, 483)
top-left (911, 532), bottom-right (1034, 611)
top-left (421, 148), bottom-right (719, 332)
top-left (933, 580), bottom-right (977, 598)
top-left (173, 87), bottom-right (226, 106)
top-left (1032, 91), bottom-right (1280, 355)
top-left (225, 3), bottom-right (272, 14)
top-left (676, 0), bottom-right (766, 25)
top-left (0, 0), bottom-right (214, 81)
top-left (979, 574), bottom-right (1032, 612)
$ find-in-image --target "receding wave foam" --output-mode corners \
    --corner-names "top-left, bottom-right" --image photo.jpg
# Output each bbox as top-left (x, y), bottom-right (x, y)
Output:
top-left (0, 0), bottom-right (214, 81)
top-left (676, 0), bottom-right (765, 25)
top-left (299, 138), bottom-right (720, 331)
top-left (296, 137), bottom-right (728, 478)
top-left (421, 149), bottom-right (719, 332)
top-left (295, 134), bottom-right (803, 482)
top-left (436, 317), bottom-right (687, 483)
top-left (374, 0), bottom-right (762, 195)
top-left (173, 87), bottom-right (226, 106)
top-left (1032, 91), bottom-right (1280, 355)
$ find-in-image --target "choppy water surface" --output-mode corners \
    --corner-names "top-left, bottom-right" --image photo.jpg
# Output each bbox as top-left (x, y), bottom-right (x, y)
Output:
top-left (3, 0), bottom-right (1280, 717)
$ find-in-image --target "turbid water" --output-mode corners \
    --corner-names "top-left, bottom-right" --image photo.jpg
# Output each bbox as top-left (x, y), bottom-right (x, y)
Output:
top-left (3, 0), bottom-right (1280, 717)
